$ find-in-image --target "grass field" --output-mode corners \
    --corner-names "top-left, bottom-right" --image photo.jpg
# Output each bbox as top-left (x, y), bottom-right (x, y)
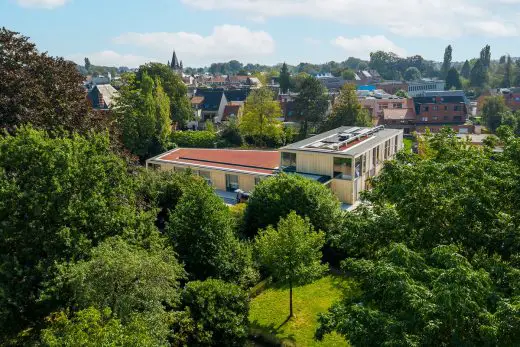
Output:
top-left (249, 275), bottom-right (354, 347)
top-left (403, 138), bottom-right (413, 153)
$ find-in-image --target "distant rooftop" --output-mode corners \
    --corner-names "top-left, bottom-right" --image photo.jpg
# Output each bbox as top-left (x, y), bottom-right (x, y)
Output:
top-left (281, 126), bottom-right (402, 156)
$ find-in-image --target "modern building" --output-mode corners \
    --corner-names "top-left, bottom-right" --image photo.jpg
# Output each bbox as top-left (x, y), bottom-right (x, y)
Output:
top-left (279, 126), bottom-right (403, 205)
top-left (408, 79), bottom-right (446, 97)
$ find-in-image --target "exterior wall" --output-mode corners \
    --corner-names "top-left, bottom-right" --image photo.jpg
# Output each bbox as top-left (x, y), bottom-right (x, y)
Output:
top-left (361, 98), bottom-right (408, 120)
top-left (296, 152), bottom-right (334, 177)
top-left (408, 81), bottom-right (445, 97)
top-left (331, 179), bottom-right (354, 204)
top-left (214, 94), bottom-right (228, 123)
top-left (415, 102), bottom-right (468, 124)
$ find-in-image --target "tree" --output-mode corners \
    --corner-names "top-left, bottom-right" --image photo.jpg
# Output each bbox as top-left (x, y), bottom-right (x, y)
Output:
top-left (341, 69), bottom-right (356, 80)
top-left (280, 62), bottom-right (291, 94)
top-left (41, 307), bottom-right (170, 347)
top-left (136, 63), bottom-right (192, 128)
top-left (470, 59), bottom-right (488, 88)
top-left (515, 60), bottom-right (520, 86)
top-left (461, 60), bottom-right (471, 79)
top-left (239, 87), bottom-right (283, 147)
top-left (441, 45), bottom-right (452, 78)
top-left (323, 84), bottom-right (372, 130)
top-left (502, 55), bottom-right (513, 88)
top-left (84, 57), bottom-right (91, 71)
top-left (0, 28), bottom-right (97, 134)
top-left (395, 89), bottom-right (409, 98)
top-left (293, 75), bottom-right (329, 138)
top-left (404, 66), bottom-right (421, 81)
top-left (445, 67), bottom-right (462, 90)
top-left (482, 95), bottom-right (509, 132)
top-left (166, 178), bottom-right (258, 286)
top-left (480, 44), bottom-right (491, 68)
top-left (499, 55), bottom-right (507, 64)
top-left (47, 238), bottom-right (184, 322)
top-left (316, 244), bottom-right (513, 346)
top-left (357, 62), bottom-right (369, 71)
top-left (255, 212), bottom-right (327, 317)
top-left (154, 79), bottom-right (172, 148)
top-left (243, 174), bottom-right (342, 238)
top-left (180, 279), bottom-right (249, 346)
top-left (0, 127), bottom-right (157, 341)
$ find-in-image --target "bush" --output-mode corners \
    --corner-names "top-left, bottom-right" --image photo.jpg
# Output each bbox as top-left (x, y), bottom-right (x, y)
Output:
top-left (171, 131), bottom-right (218, 148)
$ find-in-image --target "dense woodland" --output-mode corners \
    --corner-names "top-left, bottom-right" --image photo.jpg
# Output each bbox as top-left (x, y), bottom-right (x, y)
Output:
top-left (2, 27), bottom-right (520, 346)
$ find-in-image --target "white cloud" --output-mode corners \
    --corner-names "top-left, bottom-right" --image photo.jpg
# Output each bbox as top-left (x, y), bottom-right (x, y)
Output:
top-left (113, 25), bottom-right (275, 65)
top-left (466, 20), bottom-right (519, 37)
top-left (181, 0), bottom-right (520, 38)
top-left (332, 35), bottom-right (407, 59)
top-left (16, 0), bottom-right (69, 9)
top-left (66, 51), bottom-right (157, 68)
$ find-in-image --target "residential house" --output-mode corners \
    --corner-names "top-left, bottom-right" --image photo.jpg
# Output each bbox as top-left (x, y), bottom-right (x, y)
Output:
top-left (224, 89), bottom-right (250, 104)
top-left (413, 91), bottom-right (474, 134)
top-left (359, 90), bottom-right (408, 123)
top-left (222, 102), bottom-right (244, 122)
top-left (208, 76), bottom-right (227, 87)
top-left (408, 79), bottom-right (446, 97)
top-left (87, 84), bottom-right (119, 110)
top-left (193, 89), bottom-right (228, 125)
top-left (380, 99), bottom-right (416, 134)
top-left (147, 126), bottom-right (404, 206)
top-left (227, 75), bottom-right (250, 87)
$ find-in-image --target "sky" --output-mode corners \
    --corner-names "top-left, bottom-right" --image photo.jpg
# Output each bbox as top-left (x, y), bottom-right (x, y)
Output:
top-left (2, 0), bottom-right (520, 68)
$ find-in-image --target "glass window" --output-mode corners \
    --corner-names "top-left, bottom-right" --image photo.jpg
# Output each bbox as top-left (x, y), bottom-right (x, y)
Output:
top-left (333, 157), bottom-right (353, 180)
top-left (394, 135), bottom-right (399, 154)
top-left (225, 174), bottom-right (239, 192)
top-left (355, 157), bottom-right (362, 178)
top-left (199, 170), bottom-right (212, 186)
top-left (421, 117), bottom-right (428, 122)
top-left (148, 163), bottom-right (161, 170)
top-left (254, 177), bottom-right (262, 186)
top-left (433, 106), bottom-right (439, 111)
top-left (362, 154), bottom-right (367, 173)
top-left (281, 152), bottom-right (296, 171)
top-left (424, 106), bottom-right (429, 112)
top-left (454, 106), bottom-right (460, 111)
top-left (432, 116), bottom-right (438, 121)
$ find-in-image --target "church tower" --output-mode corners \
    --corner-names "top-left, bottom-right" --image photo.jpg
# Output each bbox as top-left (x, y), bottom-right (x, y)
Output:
top-left (169, 50), bottom-right (182, 75)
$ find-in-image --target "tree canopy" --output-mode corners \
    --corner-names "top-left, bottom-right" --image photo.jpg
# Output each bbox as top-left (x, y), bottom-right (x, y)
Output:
top-left (293, 76), bottom-right (329, 138)
top-left (404, 66), bottom-right (421, 81)
top-left (445, 67), bottom-right (462, 90)
top-left (322, 84), bottom-right (372, 131)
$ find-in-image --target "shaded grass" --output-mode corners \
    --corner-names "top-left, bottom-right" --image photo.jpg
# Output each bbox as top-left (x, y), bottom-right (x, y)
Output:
top-left (403, 138), bottom-right (413, 153)
top-left (249, 275), bottom-right (354, 347)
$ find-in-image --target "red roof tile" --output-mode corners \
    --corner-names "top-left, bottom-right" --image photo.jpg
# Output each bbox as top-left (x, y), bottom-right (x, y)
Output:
top-left (222, 104), bottom-right (242, 121)
top-left (157, 149), bottom-right (279, 175)
top-left (191, 96), bottom-right (205, 105)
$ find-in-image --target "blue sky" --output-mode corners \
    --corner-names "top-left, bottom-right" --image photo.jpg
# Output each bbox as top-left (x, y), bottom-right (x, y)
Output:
top-left (2, 0), bottom-right (520, 68)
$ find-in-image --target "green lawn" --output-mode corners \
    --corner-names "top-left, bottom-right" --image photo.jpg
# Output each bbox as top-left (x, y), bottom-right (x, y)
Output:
top-left (403, 138), bottom-right (413, 153)
top-left (249, 275), bottom-right (354, 347)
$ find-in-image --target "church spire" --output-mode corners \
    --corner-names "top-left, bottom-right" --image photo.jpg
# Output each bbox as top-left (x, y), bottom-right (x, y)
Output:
top-left (171, 50), bottom-right (179, 69)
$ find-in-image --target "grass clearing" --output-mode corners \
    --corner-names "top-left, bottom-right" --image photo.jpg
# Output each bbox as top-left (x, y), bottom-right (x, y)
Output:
top-left (249, 275), bottom-right (354, 347)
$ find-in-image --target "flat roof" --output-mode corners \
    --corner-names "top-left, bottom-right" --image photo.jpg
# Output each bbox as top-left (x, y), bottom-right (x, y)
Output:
top-left (280, 126), bottom-right (402, 157)
top-left (148, 148), bottom-right (279, 175)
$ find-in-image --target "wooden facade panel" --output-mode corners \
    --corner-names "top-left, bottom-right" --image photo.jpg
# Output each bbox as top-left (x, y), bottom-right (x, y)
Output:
top-left (211, 171), bottom-right (226, 190)
top-left (239, 175), bottom-right (256, 192)
top-left (331, 179), bottom-right (354, 204)
top-left (296, 153), bottom-right (333, 176)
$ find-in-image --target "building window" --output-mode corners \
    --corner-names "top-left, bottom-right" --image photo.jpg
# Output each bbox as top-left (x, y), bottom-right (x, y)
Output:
top-left (362, 154), bottom-right (367, 173)
top-left (433, 106), bottom-right (439, 111)
top-left (444, 106), bottom-right (448, 111)
top-left (454, 105), bottom-right (460, 111)
top-left (394, 135), bottom-right (399, 154)
top-left (444, 116), bottom-right (449, 121)
top-left (432, 116), bottom-right (439, 121)
top-left (354, 157), bottom-right (363, 178)
top-left (384, 140), bottom-right (391, 159)
top-left (254, 177), bottom-right (262, 186)
top-left (333, 157), bottom-right (353, 180)
top-left (454, 116), bottom-right (462, 122)
top-left (421, 117), bottom-right (428, 122)
top-left (281, 152), bottom-right (297, 171)
top-left (148, 163), bottom-right (161, 170)
top-left (423, 106), bottom-right (429, 112)
top-left (225, 174), bottom-right (239, 192)
top-left (199, 170), bottom-right (212, 186)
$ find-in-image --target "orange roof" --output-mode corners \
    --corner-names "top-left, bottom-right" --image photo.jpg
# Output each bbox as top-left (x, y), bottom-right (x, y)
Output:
top-left (222, 104), bottom-right (242, 121)
top-left (191, 96), bottom-right (205, 105)
top-left (157, 148), bottom-right (279, 175)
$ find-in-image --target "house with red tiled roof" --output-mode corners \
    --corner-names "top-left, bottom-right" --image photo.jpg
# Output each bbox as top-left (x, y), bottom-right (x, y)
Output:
top-left (222, 102), bottom-right (243, 122)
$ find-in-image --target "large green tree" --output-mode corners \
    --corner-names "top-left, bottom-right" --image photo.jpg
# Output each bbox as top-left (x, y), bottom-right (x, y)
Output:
top-left (0, 127), bottom-right (157, 341)
top-left (180, 279), bottom-right (249, 347)
top-left (482, 95), bottom-right (509, 132)
top-left (239, 87), bottom-right (283, 147)
top-left (323, 83), bottom-right (372, 131)
top-left (243, 174), bottom-right (342, 238)
top-left (166, 178), bottom-right (258, 286)
top-left (0, 27), bottom-right (97, 133)
top-left (460, 60), bottom-right (471, 79)
top-left (480, 44), bottom-right (492, 68)
top-left (470, 59), bottom-right (488, 88)
top-left (502, 55), bottom-right (513, 88)
top-left (445, 67), bottom-right (462, 90)
top-left (293, 75), bottom-right (329, 138)
top-left (403, 66), bottom-right (421, 81)
top-left (441, 45), bottom-right (452, 78)
top-left (279, 62), bottom-right (291, 94)
top-left (255, 212), bottom-right (327, 317)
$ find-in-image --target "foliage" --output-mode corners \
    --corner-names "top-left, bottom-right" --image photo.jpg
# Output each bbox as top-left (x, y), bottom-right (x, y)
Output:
top-left (220, 118), bottom-right (243, 146)
top-left (395, 89), bottom-right (409, 98)
top-left (41, 307), bottom-right (169, 347)
top-left (0, 27), bottom-right (97, 133)
top-left (403, 67), bottom-right (421, 81)
top-left (255, 212), bottom-right (327, 316)
top-left (480, 44), bottom-right (492, 68)
top-left (461, 60), bottom-right (471, 79)
top-left (46, 238), bottom-right (184, 322)
top-left (470, 59), bottom-right (488, 88)
top-left (171, 130), bottom-right (218, 148)
top-left (482, 95), bottom-right (509, 131)
top-left (136, 63), bottom-right (192, 128)
top-left (166, 178), bottom-right (258, 286)
top-left (180, 279), bottom-right (249, 347)
top-left (0, 127), bottom-right (157, 340)
top-left (280, 62), bottom-right (291, 94)
top-left (441, 44), bottom-right (452, 78)
top-left (317, 244), bottom-right (510, 346)
top-left (341, 69), bottom-right (356, 80)
top-left (293, 75), bottom-right (329, 138)
top-left (239, 87), bottom-right (283, 147)
top-left (502, 55), bottom-right (513, 88)
top-left (243, 174), bottom-right (342, 238)
top-left (250, 276), bottom-right (351, 347)
top-left (445, 67), bottom-right (462, 90)
top-left (323, 84), bottom-right (372, 131)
